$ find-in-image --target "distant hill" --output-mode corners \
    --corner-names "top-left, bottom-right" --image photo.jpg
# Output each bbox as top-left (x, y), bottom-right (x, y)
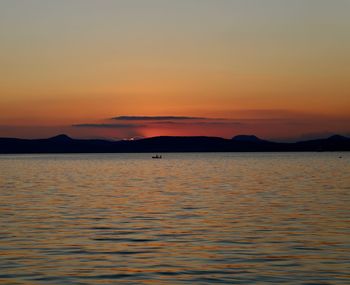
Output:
top-left (0, 134), bottom-right (349, 153)
top-left (47, 134), bottom-right (74, 142)
top-left (232, 135), bottom-right (270, 143)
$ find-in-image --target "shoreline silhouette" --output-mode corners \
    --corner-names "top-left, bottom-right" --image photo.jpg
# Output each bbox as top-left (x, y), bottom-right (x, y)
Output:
top-left (0, 134), bottom-right (349, 154)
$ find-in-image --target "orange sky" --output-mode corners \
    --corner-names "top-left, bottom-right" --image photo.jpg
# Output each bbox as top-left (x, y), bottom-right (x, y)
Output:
top-left (0, 1), bottom-right (349, 140)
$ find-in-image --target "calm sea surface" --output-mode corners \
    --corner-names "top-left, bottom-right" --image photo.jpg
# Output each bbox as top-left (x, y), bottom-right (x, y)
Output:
top-left (0, 153), bottom-right (349, 284)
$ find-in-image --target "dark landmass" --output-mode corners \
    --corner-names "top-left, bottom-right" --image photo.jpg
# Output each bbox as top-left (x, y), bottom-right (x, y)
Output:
top-left (0, 134), bottom-right (349, 153)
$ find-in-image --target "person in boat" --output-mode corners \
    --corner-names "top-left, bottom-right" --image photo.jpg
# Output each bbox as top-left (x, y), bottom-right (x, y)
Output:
top-left (152, 154), bottom-right (162, 159)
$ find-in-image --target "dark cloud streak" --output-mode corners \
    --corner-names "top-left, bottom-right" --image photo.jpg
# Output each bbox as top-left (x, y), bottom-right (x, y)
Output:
top-left (150, 121), bottom-right (243, 126)
top-left (73, 123), bottom-right (146, 129)
top-left (111, 116), bottom-right (207, 121)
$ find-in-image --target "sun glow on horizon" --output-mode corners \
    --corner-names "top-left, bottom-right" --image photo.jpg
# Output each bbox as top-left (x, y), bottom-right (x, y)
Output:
top-left (0, 1), bottom-right (349, 140)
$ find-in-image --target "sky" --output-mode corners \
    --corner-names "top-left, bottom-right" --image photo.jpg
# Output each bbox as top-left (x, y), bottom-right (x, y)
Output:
top-left (0, 0), bottom-right (349, 141)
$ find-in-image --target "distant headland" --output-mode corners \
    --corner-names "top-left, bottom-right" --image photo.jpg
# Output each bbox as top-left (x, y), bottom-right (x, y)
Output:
top-left (0, 134), bottom-right (349, 153)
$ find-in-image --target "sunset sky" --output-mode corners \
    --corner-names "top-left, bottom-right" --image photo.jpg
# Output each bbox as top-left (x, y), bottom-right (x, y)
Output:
top-left (0, 0), bottom-right (349, 141)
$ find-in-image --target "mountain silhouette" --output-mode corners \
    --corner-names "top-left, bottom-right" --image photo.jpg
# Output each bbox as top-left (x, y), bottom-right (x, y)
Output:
top-left (232, 135), bottom-right (268, 143)
top-left (0, 134), bottom-right (349, 153)
top-left (48, 134), bottom-right (73, 142)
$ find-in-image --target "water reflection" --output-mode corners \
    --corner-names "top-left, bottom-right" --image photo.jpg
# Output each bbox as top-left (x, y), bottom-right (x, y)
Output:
top-left (0, 153), bottom-right (349, 284)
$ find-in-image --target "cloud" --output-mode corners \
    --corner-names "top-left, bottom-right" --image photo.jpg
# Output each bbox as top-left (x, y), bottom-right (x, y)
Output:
top-left (227, 109), bottom-right (331, 120)
top-left (150, 121), bottom-right (243, 126)
top-left (70, 112), bottom-right (350, 140)
top-left (111, 116), bottom-right (207, 121)
top-left (72, 123), bottom-right (145, 128)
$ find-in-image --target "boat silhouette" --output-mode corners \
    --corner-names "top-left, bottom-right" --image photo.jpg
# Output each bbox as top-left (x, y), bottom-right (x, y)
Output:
top-left (152, 155), bottom-right (162, 159)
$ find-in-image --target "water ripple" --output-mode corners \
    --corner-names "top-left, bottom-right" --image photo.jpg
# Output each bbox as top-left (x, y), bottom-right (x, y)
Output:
top-left (0, 152), bottom-right (349, 284)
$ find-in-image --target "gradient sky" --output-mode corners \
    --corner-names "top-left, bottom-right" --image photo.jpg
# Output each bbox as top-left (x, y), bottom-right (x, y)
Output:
top-left (0, 0), bottom-right (349, 141)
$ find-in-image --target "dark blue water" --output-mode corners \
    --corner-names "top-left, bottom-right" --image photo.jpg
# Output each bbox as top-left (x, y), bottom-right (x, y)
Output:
top-left (0, 153), bottom-right (349, 284)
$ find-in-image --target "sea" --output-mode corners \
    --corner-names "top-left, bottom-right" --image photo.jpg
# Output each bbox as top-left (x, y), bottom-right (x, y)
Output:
top-left (0, 153), bottom-right (349, 284)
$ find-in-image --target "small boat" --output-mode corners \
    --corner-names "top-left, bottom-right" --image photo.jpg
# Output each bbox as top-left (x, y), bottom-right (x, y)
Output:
top-left (152, 155), bottom-right (162, 159)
